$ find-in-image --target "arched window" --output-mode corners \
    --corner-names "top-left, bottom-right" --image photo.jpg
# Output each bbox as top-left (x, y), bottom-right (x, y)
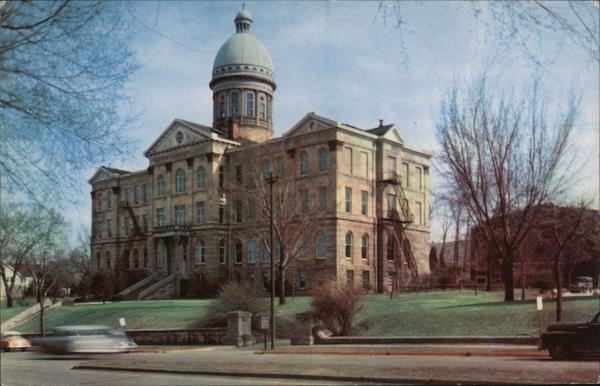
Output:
top-left (235, 240), bottom-right (243, 264)
top-left (133, 249), bottom-right (139, 269)
top-left (387, 235), bottom-right (395, 261)
top-left (300, 152), bottom-right (309, 175)
top-left (124, 250), bottom-right (130, 270)
top-left (143, 248), bottom-right (148, 268)
top-left (176, 169), bottom-right (186, 193)
top-left (246, 92), bottom-right (255, 117)
top-left (107, 190), bottom-right (113, 208)
top-left (316, 232), bottom-right (327, 258)
top-left (361, 234), bottom-right (369, 260)
top-left (157, 175), bottom-right (165, 197)
top-left (196, 166), bottom-right (206, 189)
top-left (96, 252), bottom-right (101, 269)
top-left (219, 240), bottom-right (226, 264)
top-left (97, 192), bottom-right (103, 210)
top-left (105, 251), bottom-right (111, 270)
top-left (157, 239), bottom-right (166, 267)
top-left (318, 148), bottom-right (328, 171)
top-left (345, 232), bottom-right (353, 258)
top-left (195, 241), bottom-right (205, 264)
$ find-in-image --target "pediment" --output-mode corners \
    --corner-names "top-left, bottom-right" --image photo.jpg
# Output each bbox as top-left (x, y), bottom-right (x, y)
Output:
top-left (283, 112), bottom-right (337, 137)
top-left (89, 166), bottom-right (128, 184)
top-left (144, 119), bottom-right (214, 157)
top-left (382, 127), bottom-right (405, 145)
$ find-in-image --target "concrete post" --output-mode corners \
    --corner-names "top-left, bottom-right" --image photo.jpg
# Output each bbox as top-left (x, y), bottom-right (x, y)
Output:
top-left (291, 311), bottom-right (315, 345)
top-left (225, 310), bottom-right (255, 347)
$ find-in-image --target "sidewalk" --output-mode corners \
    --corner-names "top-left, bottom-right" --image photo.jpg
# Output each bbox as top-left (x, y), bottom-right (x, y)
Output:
top-left (73, 341), bottom-right (599, 384)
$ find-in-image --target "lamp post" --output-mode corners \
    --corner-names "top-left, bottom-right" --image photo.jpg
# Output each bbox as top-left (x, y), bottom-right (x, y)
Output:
top-left (266, 173), bottom-right (278, 350)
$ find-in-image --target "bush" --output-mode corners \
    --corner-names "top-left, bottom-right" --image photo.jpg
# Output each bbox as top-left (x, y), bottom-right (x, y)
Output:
top-left (209, 280), bottom-right (268, 325)
top-left (534, 279), bottom-right (551, 293)
top-left (311, 281), bottom-right (363, 336)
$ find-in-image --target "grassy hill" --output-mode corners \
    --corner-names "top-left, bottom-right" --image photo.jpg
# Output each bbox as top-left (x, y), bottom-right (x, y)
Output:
top-left (15, 291), bottom-right (599, 336)
top-left (1, 298), bottom-right (37, 324)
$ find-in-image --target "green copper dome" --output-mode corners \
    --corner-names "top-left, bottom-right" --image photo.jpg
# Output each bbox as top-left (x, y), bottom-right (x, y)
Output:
top-left (212, 10), bottom-right (274, 84)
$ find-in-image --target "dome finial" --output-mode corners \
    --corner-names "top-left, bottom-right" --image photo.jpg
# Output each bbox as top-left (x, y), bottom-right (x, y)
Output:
top-left (235, 8), bottom-right (252, 33)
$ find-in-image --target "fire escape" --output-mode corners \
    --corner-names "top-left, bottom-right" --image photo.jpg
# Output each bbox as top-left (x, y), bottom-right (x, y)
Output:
top-left (378, 172), bottom-right (419, 289)
top-left (116, 201), bottom-right (145, 281)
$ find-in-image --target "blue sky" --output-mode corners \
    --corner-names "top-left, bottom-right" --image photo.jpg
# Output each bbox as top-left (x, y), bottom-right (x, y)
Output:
top-left (67, 1), bottom-right (599, 242)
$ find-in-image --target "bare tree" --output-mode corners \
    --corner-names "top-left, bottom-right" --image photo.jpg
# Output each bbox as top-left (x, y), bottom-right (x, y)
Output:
top-left (0, 1), bottom-right (137, 202)
top-left (436, 77), bottom-right (578, 301)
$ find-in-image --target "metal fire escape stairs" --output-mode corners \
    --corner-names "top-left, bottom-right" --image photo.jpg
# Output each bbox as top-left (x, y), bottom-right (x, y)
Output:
top-left (381, 172), bottom-right (419, 281)
top-left (116, 201), bottom-right (145, 274)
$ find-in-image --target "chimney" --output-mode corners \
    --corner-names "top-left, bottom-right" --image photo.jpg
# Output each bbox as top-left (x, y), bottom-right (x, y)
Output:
top-left (379, 119), bottom-right (383, 127)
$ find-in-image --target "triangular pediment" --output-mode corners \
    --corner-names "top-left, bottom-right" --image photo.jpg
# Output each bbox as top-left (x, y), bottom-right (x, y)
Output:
top-left (144, 119), bottom-right (214, 157)
top-left (283, 112), bottom-right (337, 137)
top-left (382, 126), bottom-right (405, 145)
top-left (89, 166), bottom-right (129, 184)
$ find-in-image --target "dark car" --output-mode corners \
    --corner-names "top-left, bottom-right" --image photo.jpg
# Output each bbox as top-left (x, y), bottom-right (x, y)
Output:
top-left (539, 312), bottom-right (600, 360)
top-left (34, 325), bottom-right (137, 354)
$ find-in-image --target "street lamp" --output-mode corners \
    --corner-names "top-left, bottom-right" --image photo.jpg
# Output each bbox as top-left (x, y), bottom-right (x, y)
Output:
top-left (266, 172), bottom-right (278, 350)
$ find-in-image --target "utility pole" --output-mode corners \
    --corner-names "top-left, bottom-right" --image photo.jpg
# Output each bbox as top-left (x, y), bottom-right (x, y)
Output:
top-left (266, 173), bottom-right (278, 350)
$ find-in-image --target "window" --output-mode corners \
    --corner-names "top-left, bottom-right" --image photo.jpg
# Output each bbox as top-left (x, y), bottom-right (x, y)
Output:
top-left (387, 236), bottom-right (395, 261)
top-left (97, 192), bottom-right (103, 210)
top-left (246, 92), bottom-right (254, 117)
top-left (361, 234), bottom-right (369, 260)
top-left (387, 156), bottom-right (396, 174)
top-left (142, 215), bottom-right (148, 232)
top-left (126, 188), bottom-right (132, 205)
top-left (219, 166), bottom-right (224, 189)
top-left (143, 248), bottom-right (148, 268)
top-left (361, 191), bottom-right (368, 215)
top-left (345, 187), bottom-right (352, 213)
top-left (105, 251), bottom-right (111, 270)
top-left (387, 193), bottom-right (396, 216)
top-left (218, 206), bottom-right (224, 224)
top-left (416, 201), bottom-right (422, 225)
top-left (231, 92), bottom-right (239, 116)
top-left (196, 167), bottom-right (206, 189)
top-left (235, 200), bottom-right (243, 223)
top-left (318, 148), bottom-right (328, 171)
top-left (247, 199), bottom-right (255, 222)
top-left (157, 208), bottom-right (166, 226)
top-left (318, 187), bottom-right (327, 211)
top-left (125, 217), bottom-right (133, 236)
top-left (248, 240), bottom-right (257, 263)
top-left (345, 147), bottom-right (353, 174)
top-left (300, 152), bottom-right (308, 175)
top-left (317, 232), bottom-right (327, 258)
top-left (219, 240), bottom-right (226, 264)
top-left (259, 96), bottom-right (266, 119)
top-left (196, 202), bottom-right (206, 224)
top-left (416, 167), bottom-right (422, 191)
top-left (143, 184), bottom-right (151, 204)
top-left (219, 95), bottom-right (226, 117)
top-left (97, 222), bottom-right (104, 239)
top-left (133, 249), bottom-right (139, 269)
top-left (107, 190), bottom-right (113, 209)
top-left (262, 240), bottom-right (270, 262)
top-left (175, 205), bottom-right (185, 224)
top-left (360, 151), bottom-right (368, 177)
top-left (345, 232), bottom-right (353, 258)
top-left (275, 158), bottom-right (283, 177)
top-left (157, 240), bottom-right (166, 267)
top-left (362, 271), bottom-right (370, 290)
top-left (176, 169), bottom-right (186, 193)
top-left (300, 189), bottom-right (308, 214)
top-left (157, 175), bottom-right (165, 197)
top-left (124, 250), bottom-right (130, 270)
top-left (263, 159), bottom-right (270, 178)
top-left (235, 240), bottom-right (243, 264)
top-left (346, 270), bottom-right (354, 286)
top-left (299, 272), bottom-right (306, 289)
top-left (107, 220), bottom-right (113, 238)
top-left (402, 162), bottom-right (410, 187)
top-left (195, 241), bottom-right (205, 264)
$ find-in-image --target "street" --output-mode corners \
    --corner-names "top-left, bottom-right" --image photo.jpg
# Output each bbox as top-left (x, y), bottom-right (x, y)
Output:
top-left (2, 344), bottom-right (599, 385)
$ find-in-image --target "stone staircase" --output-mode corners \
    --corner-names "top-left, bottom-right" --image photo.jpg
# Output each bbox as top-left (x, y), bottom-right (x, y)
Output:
top-left (136, 273), bottom-right (176, 300)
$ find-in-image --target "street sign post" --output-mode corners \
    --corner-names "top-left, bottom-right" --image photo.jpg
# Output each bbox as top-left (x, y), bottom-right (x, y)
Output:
top-left (261, 316), bottom-right (269, 350)
top-left (536, 296), bottom-right (543, 335)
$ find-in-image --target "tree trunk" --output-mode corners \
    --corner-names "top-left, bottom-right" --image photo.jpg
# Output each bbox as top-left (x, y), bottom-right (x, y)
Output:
top-left (503, 254), bottom-right (515, 301)
top-left (486, 250), bottom-right (493, 292)
top-left (553, 254), bottom-right (563, 322)
top-left (39, 299), bottom-right (45, 337)
top-left (5, 293), bottom-right (13, 308)
top-left (278, 269), bottom-right (286, 305)
top-left (520, 257), bottom-right (525, 301)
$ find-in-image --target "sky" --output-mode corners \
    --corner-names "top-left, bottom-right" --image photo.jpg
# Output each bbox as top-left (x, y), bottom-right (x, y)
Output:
top-left (65, 1), bottom-right (599, 243)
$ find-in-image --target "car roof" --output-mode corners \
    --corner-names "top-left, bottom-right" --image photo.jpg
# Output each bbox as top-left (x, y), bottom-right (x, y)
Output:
top-left (53, 325), bottom-right (114, 331)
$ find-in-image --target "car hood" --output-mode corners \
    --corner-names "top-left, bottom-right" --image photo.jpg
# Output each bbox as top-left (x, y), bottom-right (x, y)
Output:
top-left (547, 321), bottom-right (587, 332)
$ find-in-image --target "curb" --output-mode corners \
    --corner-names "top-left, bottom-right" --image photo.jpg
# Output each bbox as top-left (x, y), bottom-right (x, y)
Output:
top-left (316, 336), bottom-right (539, 345)
top-left (255, 349), bottom-right (546, 358)
top-left (72, 364), bottom-right (537, 385)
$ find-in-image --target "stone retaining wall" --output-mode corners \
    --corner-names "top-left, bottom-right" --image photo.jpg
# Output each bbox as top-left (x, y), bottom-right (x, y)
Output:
top-left (124, 328), bottom-right (226, 345)
top-left (315, 335), bottom-right (539, 345)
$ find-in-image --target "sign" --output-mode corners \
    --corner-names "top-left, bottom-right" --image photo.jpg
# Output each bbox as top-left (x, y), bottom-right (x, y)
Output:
top-left (261, 316), bottom-right (269, 330)
top-left (119, 317), bottom-right (126, 327)
top-left (536, 296), bottom-right (543, 311)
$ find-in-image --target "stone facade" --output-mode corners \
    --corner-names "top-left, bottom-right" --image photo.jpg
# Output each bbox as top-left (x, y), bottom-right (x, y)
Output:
top-left (89, 10), bottom-right (431, 297)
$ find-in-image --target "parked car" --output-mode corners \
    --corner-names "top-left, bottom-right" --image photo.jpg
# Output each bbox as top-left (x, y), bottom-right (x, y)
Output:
top-left (1, 331), bottom-right (31, 352)
top-left (570, 276), bottom-right (593, 293)
top-left (539, 312), bottom-right (600, 360)
top-left (34, 325), bottom-right (137, 354)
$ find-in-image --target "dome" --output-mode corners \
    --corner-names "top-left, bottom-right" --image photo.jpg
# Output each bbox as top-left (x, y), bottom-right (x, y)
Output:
top-left (211, 10), bottom-right (274, 85)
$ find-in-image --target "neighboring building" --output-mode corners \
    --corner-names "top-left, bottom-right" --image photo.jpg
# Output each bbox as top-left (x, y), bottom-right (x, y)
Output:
top-left (1, 262), bottom-right (33, 301)
top-left (89, 10), bottom-right (431, 298)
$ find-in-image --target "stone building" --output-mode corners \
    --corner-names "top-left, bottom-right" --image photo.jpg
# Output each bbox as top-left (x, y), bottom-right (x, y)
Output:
top-left (89, 10), bottom-right (431, 298)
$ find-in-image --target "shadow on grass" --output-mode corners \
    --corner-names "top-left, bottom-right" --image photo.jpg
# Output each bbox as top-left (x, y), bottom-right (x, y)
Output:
top-left (438, 296), bottom-right (597, 309)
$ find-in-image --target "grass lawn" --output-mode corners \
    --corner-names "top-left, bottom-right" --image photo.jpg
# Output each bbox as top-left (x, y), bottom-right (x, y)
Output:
top-left (15, 291), bottom-right (599, 336)
top-left (0, 298), bottom-right (37, 324)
